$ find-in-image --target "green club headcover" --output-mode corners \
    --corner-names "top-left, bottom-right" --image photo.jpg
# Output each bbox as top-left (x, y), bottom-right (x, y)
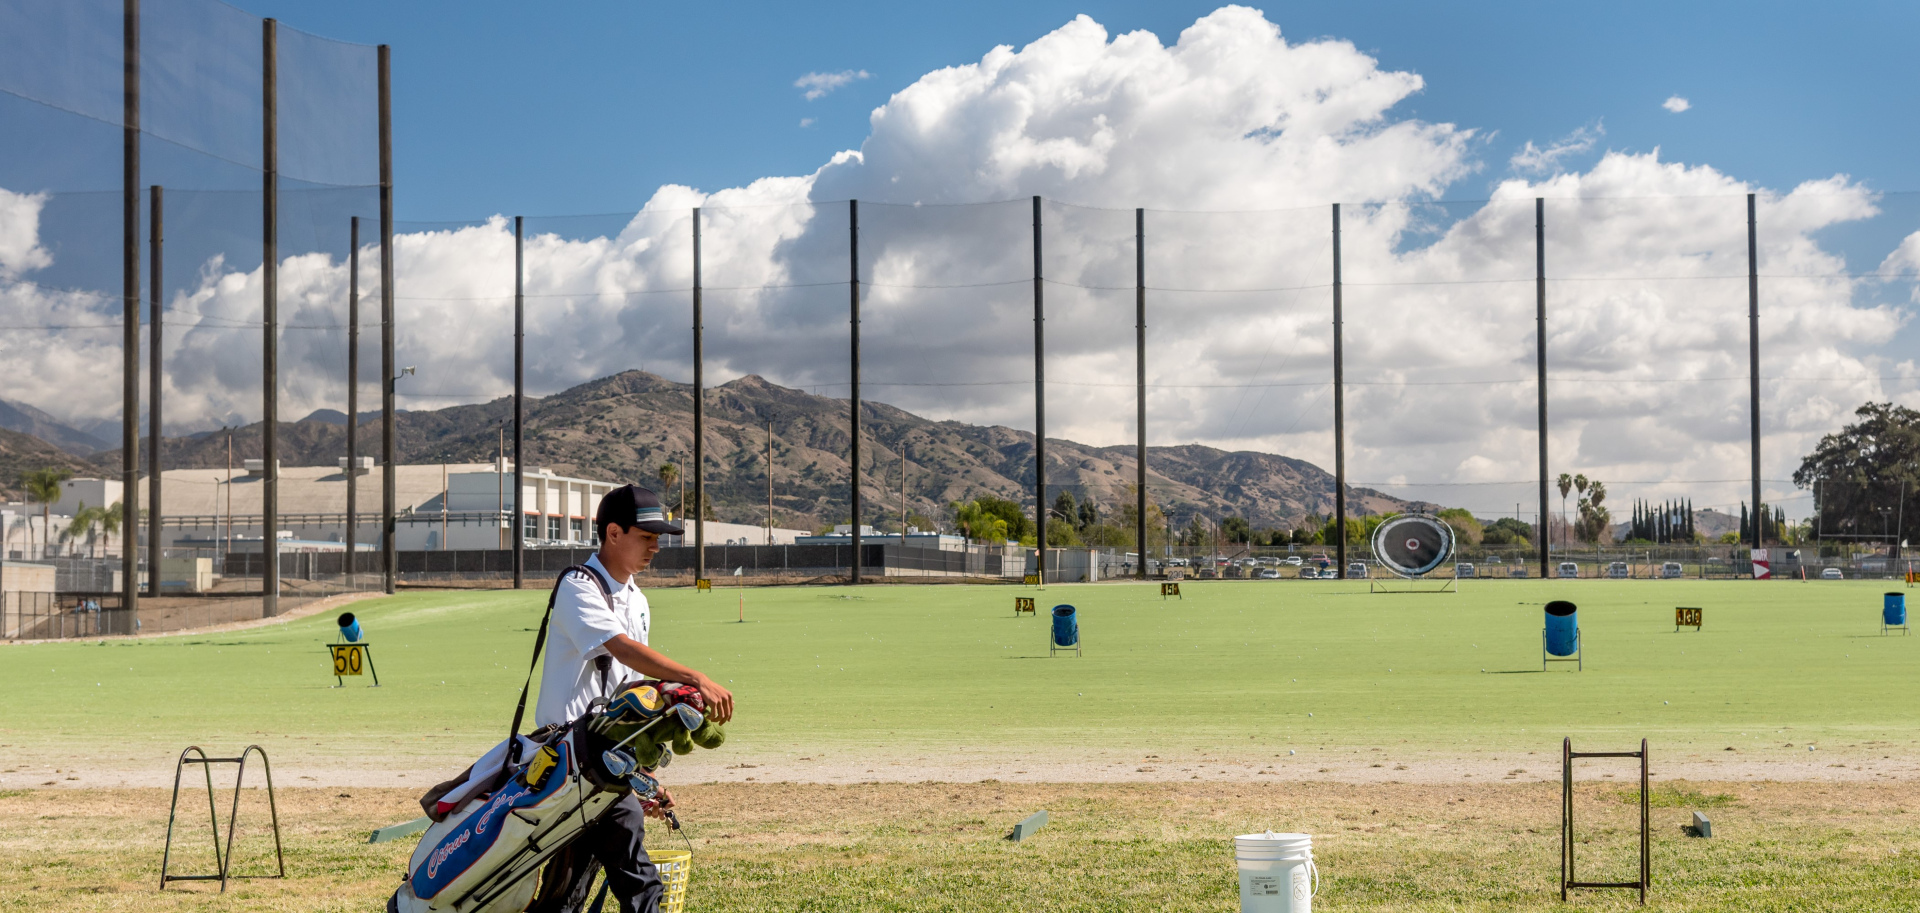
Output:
top-left (690, 721), bottom-right (726, 749)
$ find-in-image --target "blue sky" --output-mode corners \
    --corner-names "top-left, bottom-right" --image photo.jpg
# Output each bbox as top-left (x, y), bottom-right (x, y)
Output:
top-left (237, 0), bottom-right (1920, 220)
top-left (7, 0), bottom-right (1917, 518)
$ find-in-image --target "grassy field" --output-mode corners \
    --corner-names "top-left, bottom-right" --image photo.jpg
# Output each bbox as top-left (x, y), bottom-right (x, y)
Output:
top-left (2, 578), bottom-right (1916, 910)
top-left (2, 780), bottom-right (1915, 912)
top-left (1, 579), bottom-right (1915, 772)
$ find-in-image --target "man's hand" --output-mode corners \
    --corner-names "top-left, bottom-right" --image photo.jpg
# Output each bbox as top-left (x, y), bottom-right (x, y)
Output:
top-left (645, 787), bottom-right (675, 821)
top-left (603, 634), bottom-right (736, 725)
top-left (692, 676), bottom-right (734, 725)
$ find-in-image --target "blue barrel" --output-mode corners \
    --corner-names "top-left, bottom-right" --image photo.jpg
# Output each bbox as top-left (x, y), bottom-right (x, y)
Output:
top-left (1051, 605), bottom-right (1078, 647)
top-left (338, 612), bottom-right (363, 643)
top-left (1544, 601), bottom-right (1578, 656)
top-left (1885, 593), bottom-right (1906, 627)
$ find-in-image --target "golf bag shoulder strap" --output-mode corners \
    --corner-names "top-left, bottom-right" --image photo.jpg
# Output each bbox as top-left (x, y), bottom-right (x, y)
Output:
top-left (507, 565), bottom-right (615, 762)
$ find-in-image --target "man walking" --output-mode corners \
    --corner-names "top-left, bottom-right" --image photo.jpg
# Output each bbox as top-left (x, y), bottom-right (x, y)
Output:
top-left (535, 484), bottom-right (733, 913)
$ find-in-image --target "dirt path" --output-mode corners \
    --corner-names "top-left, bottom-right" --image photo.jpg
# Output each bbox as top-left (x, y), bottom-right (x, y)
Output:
top-left (14, 743), bottom-right (1916, 790)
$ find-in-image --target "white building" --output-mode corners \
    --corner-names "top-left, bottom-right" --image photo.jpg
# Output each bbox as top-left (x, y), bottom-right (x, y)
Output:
top-left (9, 462), bottom-right (818, 558)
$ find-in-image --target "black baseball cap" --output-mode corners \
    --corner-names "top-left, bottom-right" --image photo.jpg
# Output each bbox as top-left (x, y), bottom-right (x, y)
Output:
top-left (596, 484), bottom-right (683, 537)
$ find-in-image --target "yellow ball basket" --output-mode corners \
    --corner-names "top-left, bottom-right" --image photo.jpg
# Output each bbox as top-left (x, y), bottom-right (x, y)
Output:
top-left (647, 848), bottom-right (692, 913)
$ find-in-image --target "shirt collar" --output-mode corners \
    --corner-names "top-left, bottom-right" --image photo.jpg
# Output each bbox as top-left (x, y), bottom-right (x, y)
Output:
top-left (585, 553), bottom-right (635, 592)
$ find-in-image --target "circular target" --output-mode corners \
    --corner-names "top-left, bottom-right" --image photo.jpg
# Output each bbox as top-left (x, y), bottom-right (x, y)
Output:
top-left (1370, 515), bottom-right (1456, 578)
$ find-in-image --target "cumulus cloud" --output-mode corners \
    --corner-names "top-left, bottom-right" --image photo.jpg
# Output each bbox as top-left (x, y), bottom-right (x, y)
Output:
top-left (0, 188), bottom-right (52, 276)
top-left (3, 6), bottom-right (1910, 519)
top-left (795, 69), bottom-right (870, 100)
top-left (1663, 95), bottom-right (1691, 113)
top-left (1510, 123), bottom-right (1602, 175)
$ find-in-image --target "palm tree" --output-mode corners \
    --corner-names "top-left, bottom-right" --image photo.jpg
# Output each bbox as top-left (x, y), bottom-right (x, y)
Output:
top-left (22, 467), bottom-right (72, 559)
top-left (65, 501), bottom-right (100, 557)
top-left (100, 501), bottom-right (125, 559)
top-left (1556, 472), bottom-right (1573, 551)
top-left (658, 462), bottom-right (680, 514)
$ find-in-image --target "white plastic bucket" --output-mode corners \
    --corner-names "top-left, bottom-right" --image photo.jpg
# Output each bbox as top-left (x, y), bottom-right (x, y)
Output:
top-left (1236, 832), bottom-right (1318, 913)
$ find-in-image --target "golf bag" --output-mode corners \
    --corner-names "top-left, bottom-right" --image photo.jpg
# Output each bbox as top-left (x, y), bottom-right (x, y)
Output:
top-left (391, 566), bottom-right (725, 913)
top-left (389, 680), bottom-right (722, 913)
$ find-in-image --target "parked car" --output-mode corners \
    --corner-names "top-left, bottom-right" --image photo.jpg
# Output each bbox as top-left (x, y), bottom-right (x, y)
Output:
top-left (1661, 561), bottom-right (1684, 579)
top-left (1508, 566), bottom-right (1529, 579)
top-left (1168, 557), bottom-right (1189, 567)
top-left (1284, 556), bottom-right (1304, 567)
top-left (1456, 562), bottom-right (1476, 579)
top-left (1821, 567), bottom-right (1844, 580)
top-left (1607, 561), bottom-right (1630, 579)
top-left (1257, 568), bottom-right (1281, 579)
top-left (1557, 561), bottom-right (1580, 578)
top-left (1347, 562), bottom-right (1369, 578)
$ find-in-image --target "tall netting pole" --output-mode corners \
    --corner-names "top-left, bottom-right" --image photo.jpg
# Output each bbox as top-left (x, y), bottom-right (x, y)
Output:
top-left (148, 184), bottom-right (162, 598)
top-left (1032, 196), bottom-right (1046, 581)
top-left (1135, 207), bottom-right (1147, 579)
top-left (513, 216), bottom-right (524, 589)
top-left (1747, 192), bottom-right (1762, 558)
top-left (849, 200), bottom-right (863, 585)
top-left (122, 0), bottom-right (142, 622)
top-left (261, 17), bottom-right (279, 617)
top-left (347, 217), bottom-right (358, 578)
top-left (379, 44), bottom-right (395, 596)
top-left (1332, 204), bottom-right (1346, 578)
top-left (1535, 197), bottom-right (1550, 580)
top-left (692, 208), bottom-right (705, 584)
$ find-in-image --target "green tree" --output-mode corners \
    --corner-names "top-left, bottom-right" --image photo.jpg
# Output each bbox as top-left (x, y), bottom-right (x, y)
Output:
top-left (1434, 508), bottom-right (1482, 545)
top-left (951, 496), bottom-right (1031, 545)
top-left (1574, 481), bottom-right (1610, 544)
top-left (1320, 513), bottom-right (1393, 546)
top-left (1115, 485), bottom-right (1168, 550)
top-left (1794, 402), bottom-right (1920, 555)
top-left (66, 501), bottom-right (126, 559)
top-left (63, 501), bottom-right (98, 557)
top-left (657, 462), bottom-right (680, 512)
top-left (1556, 472), bottom-right (1574, 546)
top-left (1221, 516), bottom-right (1253, 544)
top-left (1481, 517), bottom-right (1533, 546)
top-left (1076, 499), bottom-right (1098, 531)
top-left (1050, 491), bottom-right (1078, 527)
top-left (22, 467), bottom-right (71, 559)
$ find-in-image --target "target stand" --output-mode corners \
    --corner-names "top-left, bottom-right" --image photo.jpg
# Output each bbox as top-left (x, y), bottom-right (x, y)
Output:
top-left (1367, 515), bottom-right (1459, 595)
top-left (160, 745), bottom-right (285, 893)
top-left (1561, 737), bottom-right (1650, 904)
top-left (1370, 576), bottom-right (1458, 594)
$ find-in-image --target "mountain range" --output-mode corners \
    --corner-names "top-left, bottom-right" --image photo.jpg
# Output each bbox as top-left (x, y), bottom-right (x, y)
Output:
top-left (15, 372), bottom-right (1420, 530)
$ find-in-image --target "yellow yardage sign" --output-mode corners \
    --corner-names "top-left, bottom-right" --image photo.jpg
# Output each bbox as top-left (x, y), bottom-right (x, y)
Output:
top-left (1022, 574), bottom-right (1041, 587)
top-left (1675, 607), bottom-right (1702, 631)
top-left (1014, 597), bottom-right (1036, 616)
top-left (330, 644), bottom-right (366, 676)
top-left (696, 578), bottom-right (712, 591)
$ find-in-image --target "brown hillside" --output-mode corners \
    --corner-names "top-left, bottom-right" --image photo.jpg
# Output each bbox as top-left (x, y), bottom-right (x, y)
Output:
top-left (91, 371), bottom-right (1421, 530)
top-left (0, 427), bottom-right (98, 502)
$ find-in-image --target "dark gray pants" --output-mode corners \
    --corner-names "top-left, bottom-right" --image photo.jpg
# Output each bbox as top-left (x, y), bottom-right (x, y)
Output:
top-left (529, 793), bottom-right (663, 913)
top-left (582, 794), bottom-right (663, 913)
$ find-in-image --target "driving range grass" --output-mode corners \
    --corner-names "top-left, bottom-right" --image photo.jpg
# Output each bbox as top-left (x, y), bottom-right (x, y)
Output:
top-left (2, 780), bottom-right (1916, 912)
top-left (3, 578), bottom-right (1917, 910)
top-left (0, 579), bottom-right (1915, 771)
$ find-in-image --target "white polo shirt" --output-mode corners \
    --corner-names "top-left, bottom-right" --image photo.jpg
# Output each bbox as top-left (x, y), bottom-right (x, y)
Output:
top-left (533, 554), bottom-right (652, 728)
